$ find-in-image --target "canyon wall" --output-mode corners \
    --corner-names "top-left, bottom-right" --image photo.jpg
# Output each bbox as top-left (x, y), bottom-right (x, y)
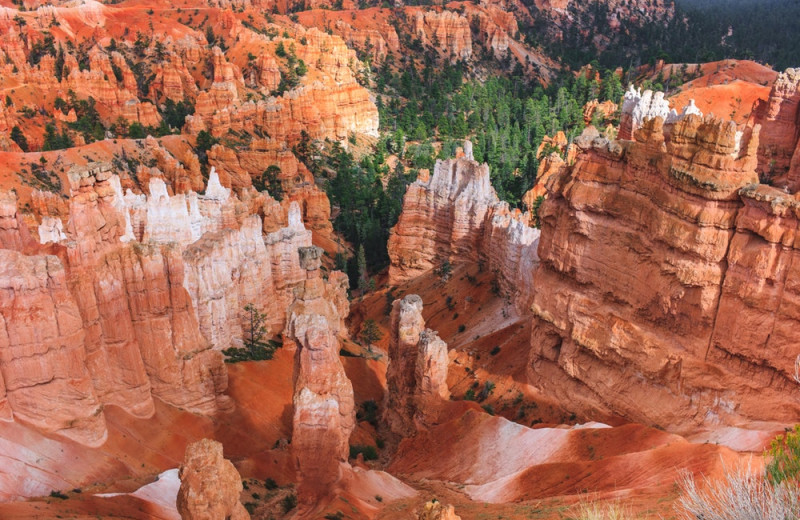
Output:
top-left (389, 111), bottom-right (800, 432)
top-left (529, 113), bottom-right (800, 431)
top-left (388, 142), bottom-right (540, 312)
top-left (748, 68), bottom-right (800, 188)
top-left (0, 160), bottom-right (318, 446)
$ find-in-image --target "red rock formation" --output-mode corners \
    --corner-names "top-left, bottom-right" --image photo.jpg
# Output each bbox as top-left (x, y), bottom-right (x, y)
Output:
top-left (177, 438), bottom-right (250, 520)
top-left (748, 68), bottom-right (800, 187)
top-left (286, 245), bottom-right (353, 506)
top-left (0, 249), bottom-right (105, 445)
top-left (63, 164), bottom-right (231, 418)
top-left (583, 99), bottom-right (618, 125)
top-left (619, 86), bottom-right (672, 140)
top-left (0, 162), bottom-right (237, 445)
top-left (206, 139), bottom-right (334, 234)
top-left (183, 215), bottom-right (278, 351)
top-left (413, 11), bottom-right (472, 61)
top-left (0, 191), bottom-right (37, 252)
top-left (266, 202), bottom-right (313, 328)
top-left (419, 500), bottom-right (461, 520)
top-left (529, 113), bottom-right (800, 432)
top-left (389, 142), bottom-right (540, 311)
top-left (523, 151), bottom-right (566, 207)
top-left (384, 295), bottom-right (449, 436)
top-left (185, 28), bottom-right (379, 142)
top-left (388, 145), bottom-right (498, 283)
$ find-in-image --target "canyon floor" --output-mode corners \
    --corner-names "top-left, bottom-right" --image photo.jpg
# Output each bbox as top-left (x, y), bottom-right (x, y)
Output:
top-left (0, 262), bottom-right (782, 519)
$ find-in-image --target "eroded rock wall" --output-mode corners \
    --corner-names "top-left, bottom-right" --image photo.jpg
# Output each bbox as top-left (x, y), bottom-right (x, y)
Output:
top-left (529, 114), bottom-right (800, 431)
top-left (0, 158), bottom-right (321, 446)
top-left (388, 142), bottom-right (540, 312)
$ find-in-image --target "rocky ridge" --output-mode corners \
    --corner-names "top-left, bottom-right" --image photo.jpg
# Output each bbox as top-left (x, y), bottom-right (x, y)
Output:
top-left (388, 142), bottom-right (540, 312)
top-left (0, 159), bottom-right (322, 446)
top-left (530, 104), bottom-right (799, 431)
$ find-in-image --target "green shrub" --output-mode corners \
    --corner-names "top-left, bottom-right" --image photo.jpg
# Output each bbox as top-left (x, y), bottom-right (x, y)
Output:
top-left (281, 493), bottom-right (297, 513)
top-left (349, 445), bottom-right (378, 461)
top-left (766, 424), bottom-right (800, 485)
top-left (356, 400), bottom-right (379, 427)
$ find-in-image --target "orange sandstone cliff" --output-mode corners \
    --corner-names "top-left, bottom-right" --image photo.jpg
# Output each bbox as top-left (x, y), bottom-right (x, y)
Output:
top-left (530, 112), bottom-right (800, 432)
top-left (388, 142), bottom-right (540, 312)
top-left (177, 438), bottom-right (250, 520)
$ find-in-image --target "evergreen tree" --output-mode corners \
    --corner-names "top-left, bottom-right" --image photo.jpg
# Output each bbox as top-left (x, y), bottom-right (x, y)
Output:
top-left (10, 126), bottom-right (27, 152)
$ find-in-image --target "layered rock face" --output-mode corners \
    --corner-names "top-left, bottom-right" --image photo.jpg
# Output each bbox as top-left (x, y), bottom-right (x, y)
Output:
top-left (413, 11), bottom-right (472, 61)
top-left (187, 28), bottom-right (379, 142)
top-left (0, 249), bottom-right (103, 441)
top-left (388, 142), bottom-right (540, 311)
top-left (383, 295), bottom-right (449, 436)
top-left (177, 438), bottom-right (250, 520)
top-left (529, 112), bottom-right (800, 431)
top-left (0, 163), bottom-right (234, 446)
top-left (748, 68), bottom-right (800, 187)
top-left (286, 246), bottom-right (354, 505)
top-left (0, 157), bottom-right (321, 445)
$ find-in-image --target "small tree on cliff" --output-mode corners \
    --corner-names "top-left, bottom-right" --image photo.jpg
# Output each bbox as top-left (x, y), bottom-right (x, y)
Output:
top-left (531, 195), bottom-right (545, 229)
top-left (243, 303), bottom-right (268, 353)
top-left (223, 303), bottom-right (281, 362)
top-left (359, 319), bottom-right (382, 352)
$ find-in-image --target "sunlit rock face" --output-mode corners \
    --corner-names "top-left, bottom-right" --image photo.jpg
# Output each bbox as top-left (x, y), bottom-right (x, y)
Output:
top-left (177, 438), bottom-right (250, 520)
top-left (383, 295), bottom-right (449, 437)
top-left (286, 246), bottom-right (354, 506)
top-left (388, 142), bottom-right (540, 312)
top-left (0, 157), bottom-right (324, 447)
top-left (529, 111), bottom-right (800, 432)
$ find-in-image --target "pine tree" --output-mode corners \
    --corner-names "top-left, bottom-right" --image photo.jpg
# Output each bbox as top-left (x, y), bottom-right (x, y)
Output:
top-left (359, 319), bottom-right (382, 352)
top-left (357, 244), bottom-right (368, 291)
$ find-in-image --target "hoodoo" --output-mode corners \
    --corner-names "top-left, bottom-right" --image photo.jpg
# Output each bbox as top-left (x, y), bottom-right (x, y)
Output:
top-left (384, 294), bottom-right (450, 436)
top-left (286, 246), bottom-right (354, 506)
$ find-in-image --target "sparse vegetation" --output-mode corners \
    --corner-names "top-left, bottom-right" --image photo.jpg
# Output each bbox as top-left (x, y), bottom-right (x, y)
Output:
top-left (349, 444), bottom-right (378, 461)
top-left (356, 400), bottom-right (379, 427)
top-left (766, 424), bottom-right (800, 485)
top-left (222, 303), bottom-right (281, 362)
top-left (574, 501), bottom-right (631, 520)
top-left (675, 462), bottom-right (800, 520)
top-left (281, 493), bottom-right (297, 513)
top-left (434, 260), bottom-right (453, 282)
top-left (359, 319), bottom-right (383, 350)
